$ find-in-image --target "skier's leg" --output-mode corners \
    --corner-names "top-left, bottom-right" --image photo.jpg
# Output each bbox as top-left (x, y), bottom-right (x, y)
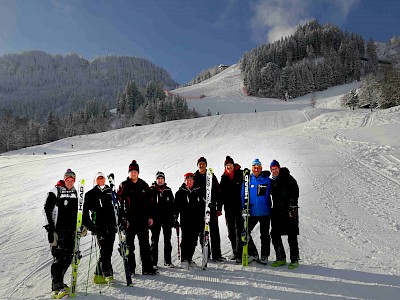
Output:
top-left (209, 210), bottom-right (222, 259)
top-left (235, 214), bottom-right (244, 258)
top-left (259, 216), bottom-right (271, 258)
top-left (162, 225), bottom-right (172, 264)
top-left (225, 215), bottom-right (237, 256)
top-left (247, 217), bottom-right (259, 257)
top-left (137, 227), bottom-right (153, 272)
top-left (98, 230), bottom-right (115, 277)
top-left (150, 224), bottom-right (161, 266)
top-left (126, 231), bottom-right (136, 274)
top-left (288, 232), bottom-right (299, 263)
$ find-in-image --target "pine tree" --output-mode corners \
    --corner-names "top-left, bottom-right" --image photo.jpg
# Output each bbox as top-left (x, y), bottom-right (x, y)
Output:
top-left (43, 111), bottom-right (59, 143)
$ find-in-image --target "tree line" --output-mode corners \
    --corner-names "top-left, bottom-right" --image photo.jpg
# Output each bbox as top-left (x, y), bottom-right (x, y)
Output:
top-left (0, 80), bottom-right (200, 153)
top-left (240, 20), bottom-right (379, 99)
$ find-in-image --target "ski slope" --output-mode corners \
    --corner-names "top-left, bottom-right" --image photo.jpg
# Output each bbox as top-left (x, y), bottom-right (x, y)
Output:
top-left (1, 66), bottom-right (400, 299)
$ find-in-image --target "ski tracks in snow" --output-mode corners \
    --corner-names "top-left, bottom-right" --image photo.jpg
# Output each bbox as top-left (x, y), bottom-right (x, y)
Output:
top-left (298, 130), bottom-right (400, 275)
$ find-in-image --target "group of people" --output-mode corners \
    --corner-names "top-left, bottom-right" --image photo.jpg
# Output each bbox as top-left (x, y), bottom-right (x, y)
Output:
top-left (43, 156), bottom-right (299, 298)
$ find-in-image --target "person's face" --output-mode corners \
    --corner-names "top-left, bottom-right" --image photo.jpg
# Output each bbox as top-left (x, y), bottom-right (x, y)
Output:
top-left (270, 166), bottom-right (280, 177)
top-left (252, 164), bottom-right (262, 177)
top-left (185, 178), bottom-right (194, 189)
top-left (65, 177), bottom-right (76, 190)
top-left (96, 176), bottom-right (106, 186)
top-left (198, 162), bottom-right (207, 174)
top-left (225, 163), bottom-right (234, 174)
top-left (156, 177), bottom-right (165, 186)
top-left (129, 170), bottom-right (139, 182)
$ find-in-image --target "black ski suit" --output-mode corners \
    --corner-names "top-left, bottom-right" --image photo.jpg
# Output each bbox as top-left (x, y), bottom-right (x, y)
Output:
top-left (117, 177), bottom-right (154, 274)
top-left (193, 170), bottom-right (222, 260)
top-left (149, 182), bottom-right (175, 266)
top-left (83, 185), bottom-right (116, 277)
top-left (174, 184), bottom-right (204, 262)
top-left (43, 180), bottom-right (78, 291)
top-left (270, 167), bottom-right (300, 263)
top-left (219, 164), bottom-right (244, 259)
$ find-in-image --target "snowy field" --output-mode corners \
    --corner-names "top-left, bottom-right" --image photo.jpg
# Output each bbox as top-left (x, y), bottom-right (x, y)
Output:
top-left (1, 66), bottom-right (400, 299)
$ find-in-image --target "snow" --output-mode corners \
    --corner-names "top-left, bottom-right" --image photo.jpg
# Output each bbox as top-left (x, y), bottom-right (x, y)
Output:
top-left (1, 65), bottom-right (400, 299)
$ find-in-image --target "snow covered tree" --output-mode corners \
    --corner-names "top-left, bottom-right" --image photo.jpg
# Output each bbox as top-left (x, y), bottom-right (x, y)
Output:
top-left (43, 111), bottom-right (59, 142)
top-left (341, 89), bottom-right (359, 110)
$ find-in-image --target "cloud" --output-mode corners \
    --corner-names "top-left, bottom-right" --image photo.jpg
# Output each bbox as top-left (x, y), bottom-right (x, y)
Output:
top-left (250, 0), bottom-right (359, 44)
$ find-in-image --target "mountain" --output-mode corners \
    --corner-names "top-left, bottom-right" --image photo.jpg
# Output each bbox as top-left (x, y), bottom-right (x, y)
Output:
top-left (1, 59), bottom-right (400, 299)
top-left (0, 50), bottom-right (178, 119)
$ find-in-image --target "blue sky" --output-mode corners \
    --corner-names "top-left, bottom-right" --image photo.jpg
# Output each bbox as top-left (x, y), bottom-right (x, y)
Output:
top-left (0, 0), bottom-right (399, 84)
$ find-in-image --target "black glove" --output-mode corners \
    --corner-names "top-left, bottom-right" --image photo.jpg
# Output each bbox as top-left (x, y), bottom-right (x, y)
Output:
top-left (90, 225), bottom-right (98, 235)
top-left (289, 206), bottom-right (298, 218)
top-left (208, 202), bottom-right (214, 209)
top-left (173, 219), bottom-right (180, 228)
top-left (44, 224), bottom-right (57, 246)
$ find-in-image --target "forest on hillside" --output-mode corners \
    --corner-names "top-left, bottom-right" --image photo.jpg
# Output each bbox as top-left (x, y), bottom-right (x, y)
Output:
top-left (0, 51), bottom-right (178, 120)
top-left (240, 20), bottom-right (396, 100)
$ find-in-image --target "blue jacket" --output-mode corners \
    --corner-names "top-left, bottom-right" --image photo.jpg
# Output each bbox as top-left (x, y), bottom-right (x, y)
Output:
top-left (241, 171), bottom-right (272, 217)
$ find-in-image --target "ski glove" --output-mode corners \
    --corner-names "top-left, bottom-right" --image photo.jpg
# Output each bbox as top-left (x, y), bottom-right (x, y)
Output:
top-left (81, 226), bottom-right (88, 237)
top-left (48, 231), bottom-right (58, 247)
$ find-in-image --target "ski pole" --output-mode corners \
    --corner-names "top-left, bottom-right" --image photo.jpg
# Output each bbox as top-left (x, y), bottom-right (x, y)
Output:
top-left (94, 236), bottom-right (102, 295)
top-left (175, 226), bottom-right (180, 261)
top-left (85, 234), bottom-right (95, 295)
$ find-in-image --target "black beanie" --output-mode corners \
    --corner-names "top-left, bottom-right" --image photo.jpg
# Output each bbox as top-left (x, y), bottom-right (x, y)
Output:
top-left (197, 156), bottom-right (207, 165)
top-left (128, 160), bottom-right (140, 173)
top-left (224, 156), bottom-right (234, 166)
top-left (156, 171), bottom-right (165, 179)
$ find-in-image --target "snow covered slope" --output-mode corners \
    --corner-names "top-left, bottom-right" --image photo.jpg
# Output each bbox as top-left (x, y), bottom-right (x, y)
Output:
top-left (1, 72), bottom-right (400, 299)
top-left (173, 64), bottom-right (360, 114)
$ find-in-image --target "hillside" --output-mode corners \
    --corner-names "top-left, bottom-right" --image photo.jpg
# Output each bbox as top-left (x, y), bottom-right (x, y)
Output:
top-left (0, 51), bottom-right (178, 119)
top-left (1, 66), bottom-right (400, 299)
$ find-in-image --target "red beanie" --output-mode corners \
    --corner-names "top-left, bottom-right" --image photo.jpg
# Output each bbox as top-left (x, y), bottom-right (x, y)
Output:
top-left (129, 160), bottom-right (140, 172)
top-left (224, 156), bottom-right (234, 166)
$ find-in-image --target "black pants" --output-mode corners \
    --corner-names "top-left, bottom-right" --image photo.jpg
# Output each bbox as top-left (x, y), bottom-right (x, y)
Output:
top-left (180, 223), bottom-right (201, 262)
top-left (50, 230), bottom-right (74, 291)
top-left (150, 223), bottom-right (172, 265)
top-left (271, 231), bottom-right (299, 262)
top-left (95, 229), bottom-right (116, 277)
top-left (225, 212), bottom-right (244, 258)
top-left (209, 210), bottom-right (222, 259)
top-left (247, 216), bottom-right (270, 258)
top-left (126, 225), bottom-right (153, 273)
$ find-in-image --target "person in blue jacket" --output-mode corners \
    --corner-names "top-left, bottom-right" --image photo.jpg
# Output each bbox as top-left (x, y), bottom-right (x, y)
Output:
top-left (241, 158), bottom-right (272, 264)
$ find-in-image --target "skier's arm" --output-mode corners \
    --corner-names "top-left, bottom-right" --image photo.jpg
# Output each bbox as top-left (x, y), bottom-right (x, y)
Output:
top-left (116, 182), bottom-right (129, 227)
top-left (43, 190), bottom-right (57, 231)
top-left (82, 191), bottom-right (96, 232)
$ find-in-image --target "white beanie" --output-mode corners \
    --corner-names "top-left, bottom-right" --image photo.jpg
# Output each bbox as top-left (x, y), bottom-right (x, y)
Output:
top-left (93, 171), bottom-right (106, 184)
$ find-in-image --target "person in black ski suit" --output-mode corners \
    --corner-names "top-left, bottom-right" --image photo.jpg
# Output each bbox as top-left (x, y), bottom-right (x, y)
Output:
top-left (193, 157), bottom-right (225, 262)
top-left (82, 172), bottom-right (116, 283)
top-left (174, 172), bottom-right (204, 269)
top-left (149, 171), bottom-right (175, 268)
top-left (219, 156), bottom-right (244, 262)
top-left (269, 160), bottom-right (300, 269)
top-left (43, 169), bottom-right (80, 298)
top-left (117, 160), bottom-right (157, 275)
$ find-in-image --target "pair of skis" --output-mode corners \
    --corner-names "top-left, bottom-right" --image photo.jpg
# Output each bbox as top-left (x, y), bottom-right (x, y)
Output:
top-left (201, 168), bottom-right (213, 270)
top-left (70, 179), bottom-right (85, 298)
top-left (241, 168), bottom-right (250, 267)
top-left (108, 173), bottom-right (133, 287)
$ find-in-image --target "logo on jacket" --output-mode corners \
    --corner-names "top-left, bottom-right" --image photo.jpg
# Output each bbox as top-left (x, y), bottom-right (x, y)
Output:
top-left (64, 200), bottom-right (68, 206)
